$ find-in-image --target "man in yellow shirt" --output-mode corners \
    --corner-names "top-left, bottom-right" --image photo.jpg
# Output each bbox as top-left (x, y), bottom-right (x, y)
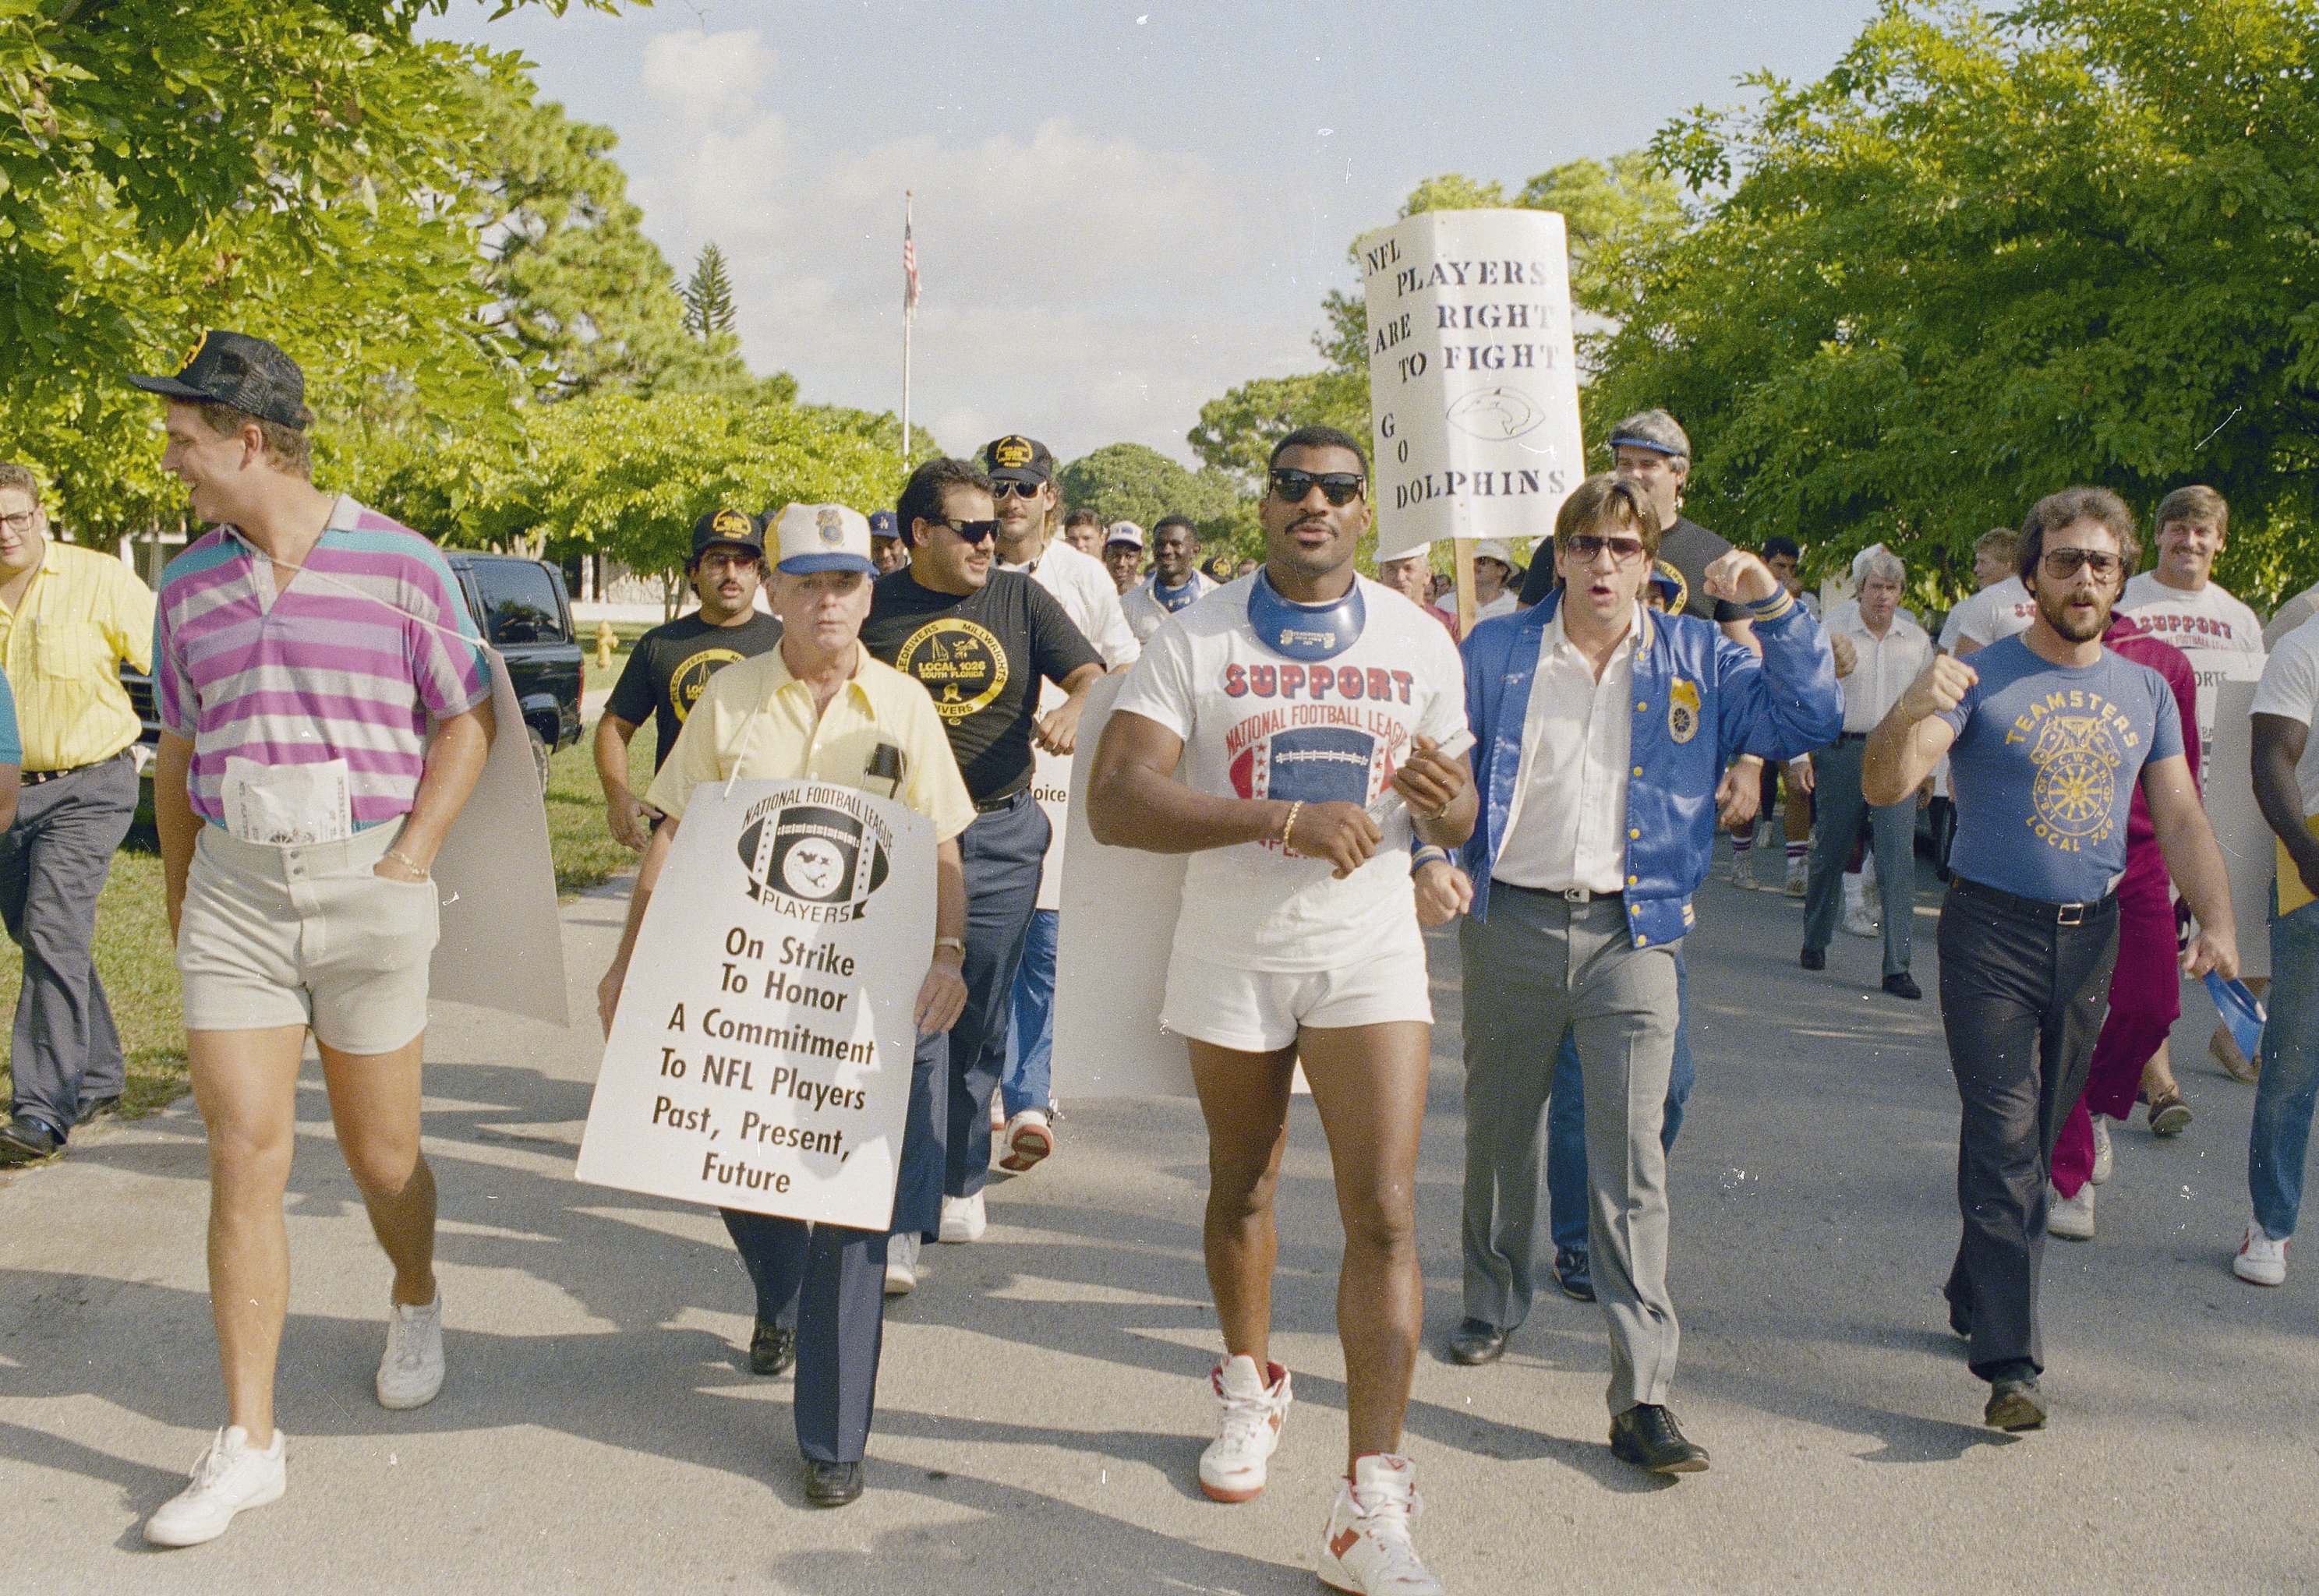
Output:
top-left (0, 463), bottom-right (157, 1165)
top-left (597, 502), bottom-right (972, 1509)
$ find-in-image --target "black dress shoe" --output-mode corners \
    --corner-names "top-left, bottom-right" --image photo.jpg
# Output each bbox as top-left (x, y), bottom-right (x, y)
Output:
top-left (74, 1095), bottom-right (122, 1124)
top-left (1882, 972), bottom-right (1923, 1001)
top-left (1984, 1376), bottom-right (2045, 1432)
top-left (1800, 947), bottom-right (1826, 972)
top-left (748, 1318), bottom-right (796, 1377)
top-left (1445, 1318), bottom-right (1507, 1365)
top-left (802, 1459), bottom-right (864, 1507)
top-left (1555, 1245), bottom-right (1594, 1302)
top-left (0, 1115), bottom-right (62, 1167)
top-left (1610, 1404), bottom-right (1709, 1474)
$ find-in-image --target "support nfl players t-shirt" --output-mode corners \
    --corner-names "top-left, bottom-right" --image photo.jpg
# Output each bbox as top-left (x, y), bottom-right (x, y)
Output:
top-left (1112, 573), bottom-right (1468, 973)
top-left (605, 610), bottom-right (784, 769)
top-left (861, 567), bottom-right (1104, 803)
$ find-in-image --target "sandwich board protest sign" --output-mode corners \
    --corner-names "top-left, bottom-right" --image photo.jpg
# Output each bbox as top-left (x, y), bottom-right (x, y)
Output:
top-left (2193, 655), bottom-right (2271, 979)
top-left (430, 650), bottom-right (569, 1027)
top-left (574, 779), bottom-right (933, 1230)
top-left (1359, 207), bottom-right (1585, 625)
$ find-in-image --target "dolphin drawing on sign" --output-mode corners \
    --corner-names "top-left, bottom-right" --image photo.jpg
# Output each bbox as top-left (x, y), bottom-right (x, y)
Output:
top-left (1446, 385), bottom-right (1545, 441)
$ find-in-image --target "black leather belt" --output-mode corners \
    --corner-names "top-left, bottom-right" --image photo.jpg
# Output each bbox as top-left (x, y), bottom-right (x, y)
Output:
top-left (23, 750), bottom-right (129, 786)
top-left (1950, 874), bottom-right (2116, 927)
top-left (975, 789), bottom-right (1030, 814)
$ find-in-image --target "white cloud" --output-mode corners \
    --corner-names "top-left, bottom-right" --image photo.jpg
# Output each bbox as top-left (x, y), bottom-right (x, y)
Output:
top-left (638, 28), bottom-right (778, 125)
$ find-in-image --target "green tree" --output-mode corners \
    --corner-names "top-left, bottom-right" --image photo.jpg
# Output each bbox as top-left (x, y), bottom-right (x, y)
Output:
top-left (1057, 443), bottom-right (1254, 549)
top-left (1187, 373), bottom-right (1369, 491)
top-left (683, 243), bottom-right (739, 338)
top-left (1592, 0), bottom-right (2319, 606)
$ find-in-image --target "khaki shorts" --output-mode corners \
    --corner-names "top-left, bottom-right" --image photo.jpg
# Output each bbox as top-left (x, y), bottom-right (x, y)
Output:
top-left (1161, 939), bottom-right (1433, 1054)
top-left (175, 821), bottom-right (440, 1054)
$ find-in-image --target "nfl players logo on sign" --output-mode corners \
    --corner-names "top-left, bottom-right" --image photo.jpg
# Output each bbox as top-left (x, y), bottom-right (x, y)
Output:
top-left (738, 796), bottom-right (893, 920)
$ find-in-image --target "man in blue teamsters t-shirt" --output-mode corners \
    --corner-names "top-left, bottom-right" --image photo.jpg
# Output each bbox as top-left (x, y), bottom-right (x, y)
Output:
top-left (1862, 485), bottom-right (2237, 1435)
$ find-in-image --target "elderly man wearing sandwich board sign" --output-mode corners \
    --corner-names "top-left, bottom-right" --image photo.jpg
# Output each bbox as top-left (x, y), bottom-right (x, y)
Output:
top-left (589, 503), bottom-right (973, 1509)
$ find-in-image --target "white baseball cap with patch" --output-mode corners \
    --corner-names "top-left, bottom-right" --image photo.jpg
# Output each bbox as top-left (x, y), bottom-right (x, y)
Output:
top-left (1105, 521), bottom-right (1146, 549)
top-left (1472, 539), bottom-right (1517, 569)
top-left (770, 503), bottom-right (878, 576)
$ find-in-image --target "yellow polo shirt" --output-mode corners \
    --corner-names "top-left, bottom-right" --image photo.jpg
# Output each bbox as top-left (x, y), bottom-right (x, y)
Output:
top-left (0, 540), bottom-right (157, 772)
top-left (647, 644), bottom-right (976, 842)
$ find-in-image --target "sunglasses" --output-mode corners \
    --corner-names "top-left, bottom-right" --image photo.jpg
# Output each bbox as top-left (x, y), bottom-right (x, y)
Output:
top-left (1269, 468), bottom-right (1366, 507)
top-left (931, 517), bottom-right (1000, 545)
top-left (990, 479), bottom-right (1046, 500)
top-left (2041, 548), bottom-right (2122, 579)
top-left (1561, 533), bottom-right (1649, 564)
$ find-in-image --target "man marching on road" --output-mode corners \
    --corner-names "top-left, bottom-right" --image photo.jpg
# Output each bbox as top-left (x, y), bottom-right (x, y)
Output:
top-left (1103, 521), bottom-right (1147, 596)
top-left (135, 332), bottom-right (497, 1546)
top-left (1089, 425), bottom-right (1474, 1596)
top-left (594, 507), bottom-right (781, 850)
top-left (1122, 514), bottom-right (1216, 643)
top-left (597, 503), bottom-right (974, 1508)
top-left (1454, 473), bottom-right (1840, 1474)
top-left (988, 435), bottom-right (1138, 1176)
top-left (0, 462), bottom-right (155, 1165)
top-left (1863, 486), bottom-right (2236, 1431)
top-left (862, 457), bottom-right (1105, 1267)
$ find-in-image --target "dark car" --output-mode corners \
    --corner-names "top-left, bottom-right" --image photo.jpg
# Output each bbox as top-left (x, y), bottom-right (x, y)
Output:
top-left (120, 549), bottom-right (583, 799)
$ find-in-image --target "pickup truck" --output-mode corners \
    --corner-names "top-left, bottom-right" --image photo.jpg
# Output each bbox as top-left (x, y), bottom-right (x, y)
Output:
top-left (121, 549), bottom-right (584, 799)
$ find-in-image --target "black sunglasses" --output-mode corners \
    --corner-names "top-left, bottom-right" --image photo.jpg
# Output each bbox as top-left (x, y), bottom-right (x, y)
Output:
top-left (1562, 533), bottom-right (1649, 565)
top-left (1269, 468), bottom-right (1366, 507)
top-left (929, 517), bottom-right (1000, 545)
top-left (2041, 548), bottom-right (2122, 579)
top-left (991, 480), bottom-right (1045, 500)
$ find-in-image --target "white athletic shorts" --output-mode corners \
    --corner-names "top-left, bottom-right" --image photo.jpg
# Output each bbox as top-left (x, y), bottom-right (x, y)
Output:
top-left (175, 820), bottom-right (440, 1054)
top-left (1161, 940), bottom-right (1433, 1054)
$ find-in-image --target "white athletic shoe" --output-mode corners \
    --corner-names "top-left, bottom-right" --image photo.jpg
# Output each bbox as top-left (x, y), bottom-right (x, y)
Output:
top-left (1841, 904), bottom-right (1881, 939)
top-left (2235, 1219), bottom-right (2289, 1286)
top-left (999, 1109), bottom-right (1054, 1174)
top-left (1199, 1354), bottom-right (1291, 1503)
top-left (2047, 1182), bottom-right (2095, 1241)
top-left (1783, 856), bottom-right (1808, 898)
top-left (1730, 850), bottom-right (1762, 892)
top-left (2090, 1115), bottom-right (2115, 1185)
top-left (939, 1192), bottom-right (987, 1244)
top-left (376, 1292), bottom-right (445, 1410)
top-left (989, 1095), bottom-right (1006, 1134)
top-left (886, 1231), bottom-right (921, 1295)
top-left (144, 1426), bottom-right (287, 1548)
top-left (1318, 1453), bottom-right (1443, 1595)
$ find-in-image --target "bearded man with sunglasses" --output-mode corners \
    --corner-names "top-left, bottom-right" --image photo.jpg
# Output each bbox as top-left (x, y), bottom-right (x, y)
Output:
top-left (1455, 472), bottom-right (1840, 1478)
top-left (1864, 486), bottom-right (2237, 1432)
top-left (861, 457), bottom-right (1105, 1276)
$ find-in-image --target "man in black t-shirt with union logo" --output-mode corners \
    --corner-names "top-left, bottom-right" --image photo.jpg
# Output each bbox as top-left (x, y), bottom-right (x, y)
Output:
top-left (861, 457), bottom-right (1104, 1260)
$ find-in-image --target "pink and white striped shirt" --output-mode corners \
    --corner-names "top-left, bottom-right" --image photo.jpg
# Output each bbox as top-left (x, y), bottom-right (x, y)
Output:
top-left (154, 496), bottom-right (490, 829)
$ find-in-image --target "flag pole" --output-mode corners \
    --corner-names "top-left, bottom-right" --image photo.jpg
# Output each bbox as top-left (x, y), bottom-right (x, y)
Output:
top-left (901, 191), bottom-right (914, 468)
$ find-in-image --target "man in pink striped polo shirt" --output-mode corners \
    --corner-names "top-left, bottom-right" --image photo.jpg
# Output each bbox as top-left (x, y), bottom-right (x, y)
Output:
top-left (130, 332), bottom-right (497, 1548)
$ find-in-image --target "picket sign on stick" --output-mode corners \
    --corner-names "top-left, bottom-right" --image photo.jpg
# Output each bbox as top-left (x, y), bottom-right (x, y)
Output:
top-left (2194, 655), bottom-right (2272, 980)
top-left (1359, 207), bottom-right (1585, 616)
top-left (574, 779), bottom-right (934, 1229)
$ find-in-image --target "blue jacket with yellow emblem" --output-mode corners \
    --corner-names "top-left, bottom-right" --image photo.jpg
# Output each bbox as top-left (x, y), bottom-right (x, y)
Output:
top-left (1460, 586), bottom-right (1844, 947)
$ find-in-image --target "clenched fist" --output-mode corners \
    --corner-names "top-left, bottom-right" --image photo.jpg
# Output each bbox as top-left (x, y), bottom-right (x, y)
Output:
top-left (1829, 632), bottom-right (1858, 679)
top-left (1702, 549), bottom-right (1781, 606)
top-left (1897, 655), bottom-right (1979, 722)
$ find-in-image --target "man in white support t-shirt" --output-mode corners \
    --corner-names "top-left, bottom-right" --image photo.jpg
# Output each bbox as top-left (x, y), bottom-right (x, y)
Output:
top-left (2118, 485), bottom-right (2264, 655)
top-left (1940, 528), bottom-right (2038, 657)
top-left (1122, 515), bottom-right (1218, 642)
top-left (989, 437), bottom-right (1139, 1174)
top-left (1088, 426), bottom-right (1473, 1596)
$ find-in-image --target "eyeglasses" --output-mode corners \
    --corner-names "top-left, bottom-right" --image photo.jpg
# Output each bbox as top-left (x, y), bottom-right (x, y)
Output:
top-left (695, 551), bottom-right (758, 574)
top-left (930, 517), bottom-right (999, 545)
top-left (2041, 548), bottom-right (2123, 580)
top-left (1268, 468), bottom-right (1366, 507)
top-left (990, 480), bottom-right (1045, 500)
top-left (1561, 533), bottom-right (1649, 565)
top-left (0, 510), bottom-right (38, 533)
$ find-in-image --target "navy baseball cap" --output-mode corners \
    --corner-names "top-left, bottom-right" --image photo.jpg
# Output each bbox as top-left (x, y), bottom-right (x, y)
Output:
top-left (691, 507), bottom-right (766, 561)
top-left (129, 330), bottom-right (309, 431)
top-left (868, 509), bottom-right (900, 542)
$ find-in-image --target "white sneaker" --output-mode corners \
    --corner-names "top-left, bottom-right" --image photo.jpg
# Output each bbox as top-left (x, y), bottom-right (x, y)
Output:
top-left (939, 1192), bottom-right (987, 1244)
top-left (2090, 1115), bottom-right (2114, 1185)
top-left (886, 1231), bottom-right (921, 1296)
top-left (2235, 1218), bottom-right (2289, 1286)
top-left (1319, 1453), bottom-right (1442, 1595)
top-left (144, 1426), bottom-right (287, 1548)
top-left (989, 1095), bottom-right (1006, 1134)
top-left (1841, 903), bottom-right (1881, 939)
top-left (376, 1292), bottom-right (445, 1410)
top-left (1730, 850), bottom-right (1761, 891)
top-left (1783, 856), bottom-right (1808, 898)
top-left (998, 1109), bottom-right (1054, 1174)
top-left (1199, 1354), bottom-right (1292, 1503)
top-left (2047, 1182), bottom-right (2095, 1241)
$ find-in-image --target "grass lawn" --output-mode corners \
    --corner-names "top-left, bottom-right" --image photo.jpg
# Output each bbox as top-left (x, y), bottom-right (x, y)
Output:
top-left (0, 732), bottom-right (652, 1124)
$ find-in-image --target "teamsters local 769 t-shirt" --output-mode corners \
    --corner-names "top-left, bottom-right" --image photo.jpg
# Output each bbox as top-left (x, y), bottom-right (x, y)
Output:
top-left (1112, 574), bottom-right (1467, 973)
top-left (1938, 631), bottom-right (2186, 904)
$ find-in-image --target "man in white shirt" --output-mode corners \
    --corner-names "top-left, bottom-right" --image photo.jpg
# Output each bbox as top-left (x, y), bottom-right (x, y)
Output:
top-left (1431, 538), bottom-right (1518, 627)
top-left (1801, 549), bottom-right (1933, 997)
top-left (1102, 521), bottom-right (1145, 595)
top-left (988, 436), bottom-right (1140, 1174)
top-left (2119, 485), bottom-right (2264, 655)
top-left (1941, 528), bottom-right (2037, 657)
top-left (1122, 514), bottom-right (1217, 642)
top-left (1088, 426), bottom-right (1473, 1594)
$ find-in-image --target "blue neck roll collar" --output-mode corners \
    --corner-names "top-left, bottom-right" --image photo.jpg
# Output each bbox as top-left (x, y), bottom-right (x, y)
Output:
top-left (1247, 568), bottom-right (1365, 662)
top-left (1152, 574), bottom-right (1202, 612)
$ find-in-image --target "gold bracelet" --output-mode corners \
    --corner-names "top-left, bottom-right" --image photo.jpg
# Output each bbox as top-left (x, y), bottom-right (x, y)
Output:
top-left (1278, 800), bottom-right (1303, 854)
top-left (387, 849), bottom-right (429, 877)
top-left (933, 935), bottom-right (965, 957)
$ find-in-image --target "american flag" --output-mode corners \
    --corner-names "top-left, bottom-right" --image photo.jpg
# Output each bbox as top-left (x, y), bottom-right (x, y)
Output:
top-left (903, 218), bottom-right (920, 310)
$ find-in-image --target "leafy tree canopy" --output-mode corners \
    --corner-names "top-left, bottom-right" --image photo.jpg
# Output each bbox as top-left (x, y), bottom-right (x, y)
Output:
top-left (1057, 443), bottom-right (1255, 550)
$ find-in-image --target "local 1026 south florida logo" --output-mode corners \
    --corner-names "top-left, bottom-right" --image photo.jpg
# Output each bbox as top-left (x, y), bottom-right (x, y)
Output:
top-left (736, 787), bottom-right (895, 922)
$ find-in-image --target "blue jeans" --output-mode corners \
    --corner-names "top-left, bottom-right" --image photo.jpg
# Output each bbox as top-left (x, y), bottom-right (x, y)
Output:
top-left (1002, 908), bottom-right (1059, 1119)
top-left (1548, 954), bottom-right (1694, 1255)
top-left (2250, 897), bottom-right (2319, 1241)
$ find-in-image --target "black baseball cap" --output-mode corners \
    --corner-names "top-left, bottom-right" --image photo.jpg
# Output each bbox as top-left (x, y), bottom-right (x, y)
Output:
top-left (981, 434), bottom-right (1054, 486)
top-left (691, 507), bottom-right (766, 561)
top-left (129, 330), bottom-right (309, 431)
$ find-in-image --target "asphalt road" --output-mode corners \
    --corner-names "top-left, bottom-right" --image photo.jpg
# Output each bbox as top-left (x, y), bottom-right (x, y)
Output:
top-left (3, 856), bottom-right (2314, 1594)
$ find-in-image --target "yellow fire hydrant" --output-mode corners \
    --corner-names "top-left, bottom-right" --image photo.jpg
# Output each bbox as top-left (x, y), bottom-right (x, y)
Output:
top-left (595, 619), bottom-right (617, 673)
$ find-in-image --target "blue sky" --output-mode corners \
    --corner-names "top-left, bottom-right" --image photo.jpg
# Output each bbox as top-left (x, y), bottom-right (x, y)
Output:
top-left (427, 1), bottom-right (1885, 463)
